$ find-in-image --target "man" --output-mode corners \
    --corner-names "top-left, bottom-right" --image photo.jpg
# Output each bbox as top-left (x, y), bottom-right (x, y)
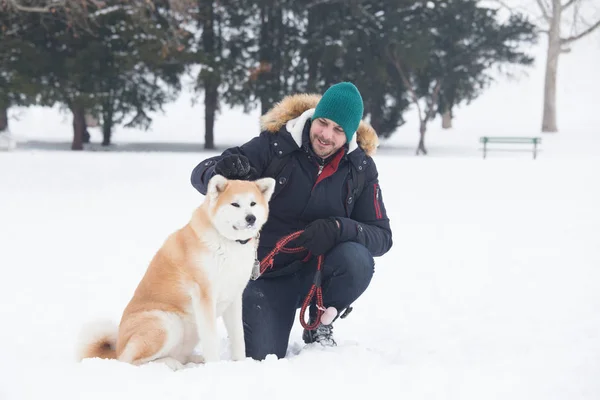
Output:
top-left (190, 82), bottom-right (393, 360)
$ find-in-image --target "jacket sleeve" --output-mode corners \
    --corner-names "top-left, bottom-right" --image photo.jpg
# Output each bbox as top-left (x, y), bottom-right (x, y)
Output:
top-left (335, 160), bottom-right (393, 257)
top-left (190, 131), bottom-right (273, 195)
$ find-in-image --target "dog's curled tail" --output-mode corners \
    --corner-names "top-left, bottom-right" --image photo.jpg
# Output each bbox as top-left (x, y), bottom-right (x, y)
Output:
top-left (76, 320), bottom-right (118, 361)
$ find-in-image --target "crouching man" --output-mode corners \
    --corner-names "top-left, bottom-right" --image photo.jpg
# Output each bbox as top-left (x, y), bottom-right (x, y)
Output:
top-left (190, 82), bottom-right (393, 360)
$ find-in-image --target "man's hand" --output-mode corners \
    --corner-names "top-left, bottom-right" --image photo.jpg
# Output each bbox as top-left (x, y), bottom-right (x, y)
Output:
top-left (295, 218), bottom-right (341, 256)
top-left (214, 154), bottom-right (258, 180)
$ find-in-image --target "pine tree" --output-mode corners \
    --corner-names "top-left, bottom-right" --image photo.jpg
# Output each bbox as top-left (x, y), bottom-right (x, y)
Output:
top-left (90, 3), bottom-right (190, 146)
top-left (386, 0), bottom-right (537, 154)
top-left (0, 11), bottom-right (51, 131)
top-left (1, 2), bottom-right (189, 149)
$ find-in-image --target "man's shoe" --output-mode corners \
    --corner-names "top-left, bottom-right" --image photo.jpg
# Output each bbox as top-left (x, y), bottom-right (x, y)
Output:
top-left (302, 323), bottom-right (337, 347)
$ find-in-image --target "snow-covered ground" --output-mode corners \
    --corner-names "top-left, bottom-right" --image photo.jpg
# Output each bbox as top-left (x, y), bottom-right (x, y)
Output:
top-left (1, 26), bottom-right (599, 400)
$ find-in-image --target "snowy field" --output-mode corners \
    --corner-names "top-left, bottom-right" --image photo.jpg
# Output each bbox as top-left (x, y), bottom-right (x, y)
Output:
top-left (1, 32), bottom-right (600, 400)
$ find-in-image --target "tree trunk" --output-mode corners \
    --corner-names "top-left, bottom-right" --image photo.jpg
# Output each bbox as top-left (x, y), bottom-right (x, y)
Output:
top-left (542, 6), bottom-right (561, 133)
top-left (416, 120), bottom-right (428, 155)
top-left (71, 104), bottom-right (86, 150)
top-left (82, 123), bottom-right (91, 143)
top-left (306, 9), bottom-right (319, 93)
top-left (101, 122), bottom-right (112, 146)
top-left (204, 80), bottom-right (217, 150)
top-left (258, 5), bottom-right (280, 115)
top-left (441, 109), bottom-right (452, 129)
top-left (102, 106), bottom-right (113, 146)
top-left (0, 106), bottom-right (7, 132)
top-left (200, 0), bottom-right (217, 150)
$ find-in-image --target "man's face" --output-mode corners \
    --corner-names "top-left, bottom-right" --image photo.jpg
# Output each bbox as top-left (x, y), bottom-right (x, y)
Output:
top-left (309, 117), bottom-right (347, 158)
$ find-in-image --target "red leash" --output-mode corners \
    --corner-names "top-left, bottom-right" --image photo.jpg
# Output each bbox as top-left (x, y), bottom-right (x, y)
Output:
top-left (259, 230), bottom-right (324, 331)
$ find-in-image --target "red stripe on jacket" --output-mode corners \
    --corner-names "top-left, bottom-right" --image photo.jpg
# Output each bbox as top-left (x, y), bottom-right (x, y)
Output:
top-left (373, 183), bottom-right (382, 219)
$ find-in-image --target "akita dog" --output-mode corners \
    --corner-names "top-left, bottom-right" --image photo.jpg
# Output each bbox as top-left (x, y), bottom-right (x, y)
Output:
top-left (77, 174), bottom-right (275, 370)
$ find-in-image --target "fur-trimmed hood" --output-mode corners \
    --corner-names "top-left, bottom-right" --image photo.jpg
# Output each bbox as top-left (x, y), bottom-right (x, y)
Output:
top-left (259, 93), bottom-right (378, 157)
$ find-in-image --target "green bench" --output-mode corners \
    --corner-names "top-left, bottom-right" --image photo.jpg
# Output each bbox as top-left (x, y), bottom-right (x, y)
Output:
top-left (479, 136), bottom-right (542, 159)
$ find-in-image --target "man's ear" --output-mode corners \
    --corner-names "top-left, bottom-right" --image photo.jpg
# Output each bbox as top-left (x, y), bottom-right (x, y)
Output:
top-left (254, 177), bottom-right (276, 202)
top-left (207, 174), bottom-right (228, 200)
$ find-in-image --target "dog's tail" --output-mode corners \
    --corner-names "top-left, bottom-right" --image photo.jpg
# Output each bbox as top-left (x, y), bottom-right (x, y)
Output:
top-left (76, 319), bottom-right (118, 361)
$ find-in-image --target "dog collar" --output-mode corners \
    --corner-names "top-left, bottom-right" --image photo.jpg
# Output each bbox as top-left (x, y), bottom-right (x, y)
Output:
top-left (236, 238), bottom-right (252, 245)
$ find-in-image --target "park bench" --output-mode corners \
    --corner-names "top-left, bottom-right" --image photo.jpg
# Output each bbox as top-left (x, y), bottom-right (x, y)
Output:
top-left (479, 136), bottom-right (542, 159)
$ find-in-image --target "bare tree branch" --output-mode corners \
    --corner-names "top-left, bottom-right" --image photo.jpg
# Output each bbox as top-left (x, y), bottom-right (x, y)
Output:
top-left (305, 0), bottom-right (347, 9)
top-left (561, 17), bottom-right (600, 43)
top-left (5, 0), bottom-right (104, 13)
top-left (486, 0), bottom-right (538, 20)
top-left (386, 45), bottom-right (423, 122)
top-left (493, 0), bottom-right (516, 11)
top-left (355, 3), bottom-right (383, 31)
top-left (2, 0), bottom-right (101, 35)
top-left (562, 0), bottom-right (578, 10)
top-left (6, 0), bottom-right (62, 13)
top-left (534, 0), bottom-right (552, 22)
top-left (2, 0), bottom-right (193, 46)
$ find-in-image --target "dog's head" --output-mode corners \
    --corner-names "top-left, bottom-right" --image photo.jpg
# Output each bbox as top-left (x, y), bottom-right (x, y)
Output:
top-left (205, 175), bottom-right (276, 241)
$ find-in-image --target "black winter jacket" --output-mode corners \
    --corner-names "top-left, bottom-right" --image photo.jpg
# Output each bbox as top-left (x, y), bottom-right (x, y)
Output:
top-left (190, 94), bottom-right (392, 276)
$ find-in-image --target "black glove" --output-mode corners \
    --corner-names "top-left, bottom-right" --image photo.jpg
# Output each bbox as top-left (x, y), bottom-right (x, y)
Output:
top-left (214, 154), bottom-right (258, 180)
top-left (295, 218), bottom-right (341, 256)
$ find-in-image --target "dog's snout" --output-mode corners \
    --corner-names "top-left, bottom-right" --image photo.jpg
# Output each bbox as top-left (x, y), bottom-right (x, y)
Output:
top-left (245, 214), bottom-right (256, 225)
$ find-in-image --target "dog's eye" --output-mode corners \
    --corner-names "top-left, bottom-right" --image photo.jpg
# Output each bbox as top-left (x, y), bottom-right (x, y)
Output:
top-left (231, 203), bottom-right (240, 208)
top-left (250, 202), bottom-right (256, 207)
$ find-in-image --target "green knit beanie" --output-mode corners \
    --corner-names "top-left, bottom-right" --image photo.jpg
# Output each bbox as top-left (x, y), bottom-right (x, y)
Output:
top-left (312, 82), bottom-right (364, 143)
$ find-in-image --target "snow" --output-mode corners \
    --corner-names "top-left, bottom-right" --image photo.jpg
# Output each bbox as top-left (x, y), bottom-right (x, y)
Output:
top-left (1, 25), bottom-right (600, 400)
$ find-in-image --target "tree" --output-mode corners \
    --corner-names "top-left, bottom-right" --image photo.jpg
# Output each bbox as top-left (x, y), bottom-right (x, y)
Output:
top-left (298, 0), bottom-right (412, 138)
top-left (250, 0), bottom-right (306, 114)
top-left (0, 108), bottom-right (6, 132)
top-left (1, 0), bottom-right (195, 42)
top-left (89, 3), bottom-right (190, 146)
top-left (1, 1), bottom-right (189, 149)
top-left (533, 0), bottom-right (600, 132)
top-left (195, 0), bottom-right (308, 142)
top-left (2, 0), bottom-right (99, 32)
top-left (194, 0), bottom-right (221, 150)
top-left (387, 0), bottom-right (537, 155)
top-left (188, 0), bottom-right (284, 149)
top-left (0, 9), bottom-right (55, 132)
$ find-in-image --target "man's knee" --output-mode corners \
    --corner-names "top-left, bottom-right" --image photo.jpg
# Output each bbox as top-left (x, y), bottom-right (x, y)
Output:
top-left (325, 241), bottom-right (375, 280)
top-left (320, 242), bottom-right (375, 310)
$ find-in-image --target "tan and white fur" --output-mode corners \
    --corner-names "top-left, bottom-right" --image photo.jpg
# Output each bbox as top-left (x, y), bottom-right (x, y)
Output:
top-left (77, 175), bottom-right (275, 370)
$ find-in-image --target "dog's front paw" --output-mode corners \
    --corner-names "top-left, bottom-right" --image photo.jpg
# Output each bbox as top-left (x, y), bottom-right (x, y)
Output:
top-left (152, 357), bottom-right (186, 371)
top-left (186, 354), bottom-right (205, 364)
top-left (231, 347), bottom-right (246, 361)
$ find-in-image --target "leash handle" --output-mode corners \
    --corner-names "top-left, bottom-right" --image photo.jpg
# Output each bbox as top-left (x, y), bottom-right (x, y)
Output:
top-left (298, 254), bottom-right (325, 330)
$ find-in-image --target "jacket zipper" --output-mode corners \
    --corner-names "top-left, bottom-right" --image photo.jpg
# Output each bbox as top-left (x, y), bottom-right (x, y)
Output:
top-left (311, 162), bottom-right (324, 191)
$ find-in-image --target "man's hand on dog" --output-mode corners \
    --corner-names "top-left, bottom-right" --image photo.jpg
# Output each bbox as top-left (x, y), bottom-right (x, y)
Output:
top-left (296, 218), bottom-right (341, 256)
top-left (214, 154), bottom-right (258, 180)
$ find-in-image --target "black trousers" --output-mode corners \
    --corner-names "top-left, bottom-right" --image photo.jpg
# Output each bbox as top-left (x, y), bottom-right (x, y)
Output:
top-left (242, 241), bottom-right (375, 360)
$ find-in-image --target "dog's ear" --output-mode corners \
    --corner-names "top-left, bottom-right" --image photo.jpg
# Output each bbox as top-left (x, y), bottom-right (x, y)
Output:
top-left (207, 174), bottom-right (228, 198)
top-left (254, 177), bottom-right (276, 202)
